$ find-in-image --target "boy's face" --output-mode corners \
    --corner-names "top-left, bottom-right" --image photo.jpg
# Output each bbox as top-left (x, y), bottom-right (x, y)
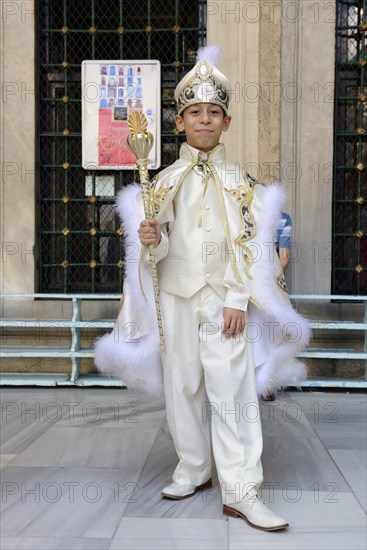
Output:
top-left (175, 103), bottom-right (231, 153)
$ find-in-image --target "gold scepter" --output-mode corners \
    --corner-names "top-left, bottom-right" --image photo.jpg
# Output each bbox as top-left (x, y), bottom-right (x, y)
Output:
top-left (126, 111), bottom-right (166, 353)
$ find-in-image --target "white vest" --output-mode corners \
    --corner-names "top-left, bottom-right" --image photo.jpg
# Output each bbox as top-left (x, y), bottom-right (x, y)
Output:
top-left (158, 145), bottom-right (227, 300)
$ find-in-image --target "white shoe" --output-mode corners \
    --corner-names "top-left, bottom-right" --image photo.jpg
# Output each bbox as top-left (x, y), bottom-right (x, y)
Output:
top-left (161, 479), bottom-right (212, 500)
top-left (223, 493), bottom-right (289, 531)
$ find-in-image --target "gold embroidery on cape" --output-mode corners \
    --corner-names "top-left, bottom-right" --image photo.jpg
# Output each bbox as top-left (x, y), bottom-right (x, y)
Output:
top-left (277, 272), bottom-right (289, 293)
top-left (249, 296), bottom-right (263, 309)
top-left (149, 186), bottom-right (173, 217)
top-left (224, 176), bottom-right (257, 279)
top-left (210, 167), bottom-right (243, 285)
top-left (156, 164), bottom-right (194, 223)
top-left (143, 174), bottom-right (173, 218)
top-left (225, 185), bottom-right (248, 202)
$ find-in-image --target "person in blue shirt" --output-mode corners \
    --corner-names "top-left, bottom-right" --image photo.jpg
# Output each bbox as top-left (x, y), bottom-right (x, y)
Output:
top-left (276, 212), bottom-right (292, 272)
top-left (263, 212), bottom-right (292, 402)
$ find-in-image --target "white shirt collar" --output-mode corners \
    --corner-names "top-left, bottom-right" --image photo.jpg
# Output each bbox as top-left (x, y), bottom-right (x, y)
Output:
top-left (180, 142), bottom-right (227, 164)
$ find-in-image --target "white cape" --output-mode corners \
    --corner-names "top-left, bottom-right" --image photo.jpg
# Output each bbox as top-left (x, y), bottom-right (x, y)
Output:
top-left (94, 182), bottom-right (310, 397)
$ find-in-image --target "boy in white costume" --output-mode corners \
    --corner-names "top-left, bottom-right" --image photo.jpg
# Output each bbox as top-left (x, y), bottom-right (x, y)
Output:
top-left (95, 46), bottom-right (310, 532)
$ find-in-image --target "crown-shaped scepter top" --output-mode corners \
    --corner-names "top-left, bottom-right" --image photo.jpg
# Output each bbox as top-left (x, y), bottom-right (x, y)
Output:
top-left (126, 111), bottom-right (154, 162)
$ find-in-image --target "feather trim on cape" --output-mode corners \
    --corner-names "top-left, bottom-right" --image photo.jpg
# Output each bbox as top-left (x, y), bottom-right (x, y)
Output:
top-left (94, 184), bottom-right (163, 395)
top-left (248, 183), bottom-right (310, 397)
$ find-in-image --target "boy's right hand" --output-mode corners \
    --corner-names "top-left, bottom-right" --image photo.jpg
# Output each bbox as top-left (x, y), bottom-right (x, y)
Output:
top-left (138, 219), bottom-right (161, 247)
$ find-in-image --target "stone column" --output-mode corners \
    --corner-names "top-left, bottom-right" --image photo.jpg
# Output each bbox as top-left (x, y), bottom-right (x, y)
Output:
top-left (0, 0), bottom-right (36, 295)
top-left (281, 0), bottom-right (335, 293)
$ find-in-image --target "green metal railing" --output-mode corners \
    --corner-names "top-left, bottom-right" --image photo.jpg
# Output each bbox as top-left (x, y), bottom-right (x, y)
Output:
top-left (333, 0), bottom-right (366, 295)
top-left (36, 0), bottom-right (206, 294)
top-left (1, 294), bottom-right (366, 388)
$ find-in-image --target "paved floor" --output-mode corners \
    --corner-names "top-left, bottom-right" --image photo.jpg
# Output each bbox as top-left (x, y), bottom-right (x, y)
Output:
top-left (0, 387), bottom-right (366, 549)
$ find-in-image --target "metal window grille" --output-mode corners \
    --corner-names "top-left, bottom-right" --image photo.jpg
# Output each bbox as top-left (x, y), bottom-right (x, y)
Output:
top-left (36, 0), bottom-right (206, 293)
top-left (333, 0), bottom-right (366, 295)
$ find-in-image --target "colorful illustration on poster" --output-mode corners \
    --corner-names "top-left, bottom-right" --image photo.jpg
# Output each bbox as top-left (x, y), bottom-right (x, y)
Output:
top-left (97, 64), bottom-right (145, 167)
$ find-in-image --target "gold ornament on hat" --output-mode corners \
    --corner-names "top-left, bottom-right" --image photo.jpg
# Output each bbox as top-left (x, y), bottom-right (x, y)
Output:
top-left (174, 46), bottom-right (230, 115)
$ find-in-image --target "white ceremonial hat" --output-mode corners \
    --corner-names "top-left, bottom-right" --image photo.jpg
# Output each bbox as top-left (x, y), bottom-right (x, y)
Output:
top-left (174, 45), bottom-right (231, 115)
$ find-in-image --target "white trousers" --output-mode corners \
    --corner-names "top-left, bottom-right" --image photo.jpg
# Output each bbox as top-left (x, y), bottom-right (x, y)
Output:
top-left (160, 286), bottom-right (264, 505)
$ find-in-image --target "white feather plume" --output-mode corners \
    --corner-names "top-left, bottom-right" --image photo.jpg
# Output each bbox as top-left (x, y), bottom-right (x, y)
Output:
top-left (196, 45), bottom-right (221, 66)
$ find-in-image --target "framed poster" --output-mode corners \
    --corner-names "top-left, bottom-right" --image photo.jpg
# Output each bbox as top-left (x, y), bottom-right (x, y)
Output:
top-left (82, 60), bottom-right (161, 170)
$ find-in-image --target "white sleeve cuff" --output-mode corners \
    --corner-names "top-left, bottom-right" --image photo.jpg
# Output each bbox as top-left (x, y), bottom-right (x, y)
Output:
top-left (223, 289), bottom-right (249, 312)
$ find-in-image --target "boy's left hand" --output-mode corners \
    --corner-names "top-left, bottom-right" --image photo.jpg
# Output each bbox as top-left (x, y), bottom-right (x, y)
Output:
top-left (222, 307), bottom-right (245, 339)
